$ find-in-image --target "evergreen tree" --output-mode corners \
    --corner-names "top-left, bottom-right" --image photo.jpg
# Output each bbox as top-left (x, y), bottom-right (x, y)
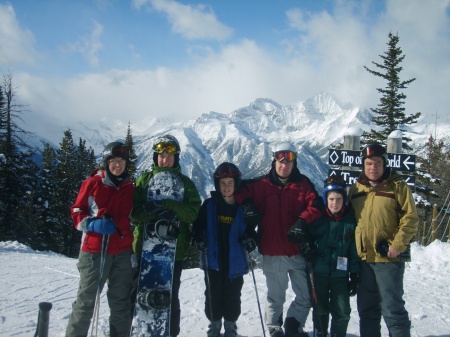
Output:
top-left (415, 134), bottom-right (450, 241)
top-left (125, 122), bottom-right (138, 182)
top-left (32, 143), bottom-right (59, 252)
top-left (363, 32), bottom-right (421, 150)
top-left (0, 73), bottom-right (39, 243)
top-left (54, 130), bottom-right (82, 257)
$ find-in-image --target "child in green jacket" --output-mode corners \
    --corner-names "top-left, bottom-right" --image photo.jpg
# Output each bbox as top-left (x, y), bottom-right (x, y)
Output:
top-left (309, 175), bottom-right (360, 337)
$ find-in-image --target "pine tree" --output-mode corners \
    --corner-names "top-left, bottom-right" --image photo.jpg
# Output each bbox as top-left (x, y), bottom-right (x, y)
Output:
top-left (125, 122), bottom-right (138, 182)
top-left (0, 73), bottom-right (39, 243)
top-left (363, 32), bottom-right (421, 150)
top-left (54, 130), bottom-right (82, 257)
top-left (415, 134), bottom-right (450, 241)
top-left (32, 143), bottom-right (59, 252)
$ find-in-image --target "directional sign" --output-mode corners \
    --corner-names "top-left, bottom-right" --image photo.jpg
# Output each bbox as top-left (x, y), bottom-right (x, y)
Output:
top-left (328, 149), bottom-right (416, 172)
top-left (328, 169), bottom-right (416, 190)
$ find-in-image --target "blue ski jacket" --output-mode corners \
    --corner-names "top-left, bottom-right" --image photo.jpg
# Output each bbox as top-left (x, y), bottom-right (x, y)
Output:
top-left (198, 197), bottom-right (249, 279)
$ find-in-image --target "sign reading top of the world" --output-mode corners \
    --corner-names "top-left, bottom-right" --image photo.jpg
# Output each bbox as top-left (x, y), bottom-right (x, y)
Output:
top-left (328, 149), bottom-right (416, 172)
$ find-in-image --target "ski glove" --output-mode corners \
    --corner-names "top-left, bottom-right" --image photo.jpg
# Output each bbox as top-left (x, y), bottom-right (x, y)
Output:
top-left (240, 234), bottom-right (257, 252)
top-left (86, 217), bottom-right (115, 235)
top-left (300, 242), bottom-right (313, 260)
top-left (348, 273), bottom-right (360, 297)
top-left (144, 200), bottom-right (163, 214)
top-left (287, 218), bottom-right (308, 244)
top-left (241, 198), bottom-right (262, 228)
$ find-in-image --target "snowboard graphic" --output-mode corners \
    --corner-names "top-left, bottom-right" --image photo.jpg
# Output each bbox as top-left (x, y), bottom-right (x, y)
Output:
top-left (131, 171), bottom-right (184, 337)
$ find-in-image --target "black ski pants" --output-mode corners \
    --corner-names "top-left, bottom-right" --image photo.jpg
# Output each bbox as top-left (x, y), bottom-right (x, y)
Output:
top-left (204, 268), bottom-right (244, 322)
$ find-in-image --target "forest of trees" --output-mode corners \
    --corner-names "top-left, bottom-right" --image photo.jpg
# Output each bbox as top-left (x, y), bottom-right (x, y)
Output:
top-left (1, 33), bottom-right (449, 258)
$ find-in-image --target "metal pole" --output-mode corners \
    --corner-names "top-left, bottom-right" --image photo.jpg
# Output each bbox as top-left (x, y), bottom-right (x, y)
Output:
top-left (246, 251), bottom-right (266, 337)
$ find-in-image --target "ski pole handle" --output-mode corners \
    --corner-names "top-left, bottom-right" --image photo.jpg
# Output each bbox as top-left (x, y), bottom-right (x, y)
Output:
top-left (104, 213), bottom-right (124, 238)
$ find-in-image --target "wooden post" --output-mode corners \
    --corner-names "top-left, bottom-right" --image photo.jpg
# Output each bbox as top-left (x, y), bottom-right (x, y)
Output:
top-left (431, 205), bottom-right (437, 242)
top-left (421, 221), bottom-right (427, 245)
top-left (387, 130), bottom-right (403, 155)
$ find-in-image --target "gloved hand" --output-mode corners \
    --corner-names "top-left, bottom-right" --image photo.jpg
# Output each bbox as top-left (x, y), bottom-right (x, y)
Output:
top-left (194, 239), bottom-right (207, 252)
top-left (144, 200), bottom-right (163, 214)
top-left (86, 217), bottom-right (115, 235)
top-left (348, 272), bottom-right (360, 297)
top-left (240, 234), bottom-right (257, 252)
top-left (241, 198), bottom-right (262, 228)
top-left (287, 218), bottom-right (308, 244)
top-left (300, 241), bottom-right (313, 260)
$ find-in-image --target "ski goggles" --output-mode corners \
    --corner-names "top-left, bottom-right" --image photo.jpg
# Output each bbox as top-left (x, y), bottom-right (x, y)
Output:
top-left (153, 142), bottom-right (178, 154)
top-left (361, 144), bottom-right (386, 158)
top-left (214, 166), bottom-right (241, 179)
top-left (324, 175), bottom-right (346, 188)
top-left (103, 145), bottom-right (130, 160)
top-left (273, 151), bottom-right (297, 162)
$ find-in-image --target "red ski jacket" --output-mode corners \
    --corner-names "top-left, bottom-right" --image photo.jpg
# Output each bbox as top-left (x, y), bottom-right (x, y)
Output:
top-left (235, 166), bottom-right (322, 256)
top-left (71, 169), bottom-right (134, 255)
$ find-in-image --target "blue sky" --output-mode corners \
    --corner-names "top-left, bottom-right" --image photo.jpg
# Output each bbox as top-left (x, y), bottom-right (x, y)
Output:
top-left (1, 0), bottom-right (450, 139)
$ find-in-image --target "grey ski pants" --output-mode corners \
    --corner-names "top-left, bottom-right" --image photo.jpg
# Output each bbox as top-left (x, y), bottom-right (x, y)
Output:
top-left (263, 255), bottom-right (311, 329)
top-left (66, 249), bottom-right (134, 337)
top-left (357, 261), bottom-right (411, 337)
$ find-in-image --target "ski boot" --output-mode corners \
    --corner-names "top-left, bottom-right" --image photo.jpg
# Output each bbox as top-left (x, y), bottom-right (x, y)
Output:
top-left (269, 326), bottom-right (284, 337)
top-left (224, 320), bottom-right (237, 337)
top-left (207, 320), bottom-right (222, 337)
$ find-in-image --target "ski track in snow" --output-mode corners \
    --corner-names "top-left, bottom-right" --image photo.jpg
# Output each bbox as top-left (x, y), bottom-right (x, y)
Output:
top-left (0, 241), bottom-right (450, 337)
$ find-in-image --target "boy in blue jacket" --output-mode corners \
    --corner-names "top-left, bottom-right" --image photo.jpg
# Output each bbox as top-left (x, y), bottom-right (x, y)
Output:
top-left (192, 162), bottom-right (257, 337)
top-left (308, 175), bottom-right (360, 337)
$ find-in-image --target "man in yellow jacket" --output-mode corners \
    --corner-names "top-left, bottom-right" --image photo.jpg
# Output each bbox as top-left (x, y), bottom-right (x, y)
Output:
top-left (349, 143), bottom-right (418, 337)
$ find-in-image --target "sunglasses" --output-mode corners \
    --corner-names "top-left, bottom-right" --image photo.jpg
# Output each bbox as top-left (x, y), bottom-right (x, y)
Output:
top-left (273, 151), bottom-right (296, 162)
top-left (103, 145), bottom-right (130, 160)
top-left (214, 166), bottom-right (241, 179)
top-left (154, 142), bottom-right (178, 154)
top-left (362, 144), bottom-right (386, 157)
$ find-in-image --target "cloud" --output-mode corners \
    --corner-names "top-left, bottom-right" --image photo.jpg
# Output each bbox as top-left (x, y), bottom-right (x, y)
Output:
top-left (133, 0), bottom-right (233, 40)
top-left (8, 0), bottom-right (450, 141)
top-left (61, 20), bottom-right (104, 67)
top-left (0, 3), bottom-right (37, 66)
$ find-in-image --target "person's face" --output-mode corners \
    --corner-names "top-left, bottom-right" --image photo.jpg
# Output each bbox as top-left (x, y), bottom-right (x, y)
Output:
top-left (107, 157), bottom-right (126, 176)
top-left (275, 159), bottom-right (294, 179)
top-left (364, 156), bottom-right (384, 182)
top-left (157, 153), bottom-right (175, 168)
top-left (327, 191), bottom-right (344, 214)
top-left (219, 177), bottom-right (235, 200)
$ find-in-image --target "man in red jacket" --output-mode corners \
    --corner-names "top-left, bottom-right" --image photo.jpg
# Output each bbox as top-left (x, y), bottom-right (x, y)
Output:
top-left (235, 142), bottom-right (322, 337)
top-left (66, 141), bottom-right (135, 337)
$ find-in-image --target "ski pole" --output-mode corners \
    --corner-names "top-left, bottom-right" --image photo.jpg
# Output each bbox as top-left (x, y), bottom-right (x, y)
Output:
top-left (34, 301), bottom-right (52, 337)
top-left (90, 233), bottom-right (110, 337)
top-left (306, 258), bottom-right (323, 337)
top-left (246, 251), bottom-right (266, 337)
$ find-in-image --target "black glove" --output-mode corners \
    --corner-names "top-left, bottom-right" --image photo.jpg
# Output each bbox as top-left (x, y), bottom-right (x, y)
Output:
top-left (300, 241), bottom-right (313, 260)
top-left (144, 200), bottom-right (162, 214)
top-left (241, 198), bottom-right (262, 228)
top-left (240, 234), bottom-right (257, 252)
top-left (194, 239), bottom-right (207, 252)
top-left (287, 218), bottom-right (308, 244)
top-left (348, 272), bottom-right (360, 297)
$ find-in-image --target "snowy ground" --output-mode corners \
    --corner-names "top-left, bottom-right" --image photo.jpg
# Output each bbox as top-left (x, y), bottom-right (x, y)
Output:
top-left (0, 240), bottom-right (449, 337)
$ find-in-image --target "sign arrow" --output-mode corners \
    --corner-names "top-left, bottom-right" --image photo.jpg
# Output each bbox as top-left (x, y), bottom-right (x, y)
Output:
top-left (403, 156), bottom-right (414, 171)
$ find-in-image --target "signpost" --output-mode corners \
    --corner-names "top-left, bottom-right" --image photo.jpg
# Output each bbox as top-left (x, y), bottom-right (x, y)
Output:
top-left (328, 169), bottom-right (416, 188)
top-left (327, 149), bottom-right (416, 190)
top-left (328, 149), bottom-right (416, 172)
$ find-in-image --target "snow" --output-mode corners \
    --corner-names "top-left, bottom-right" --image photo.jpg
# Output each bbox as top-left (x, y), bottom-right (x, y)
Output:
top-left (1, 240), bottom-right (450, 337)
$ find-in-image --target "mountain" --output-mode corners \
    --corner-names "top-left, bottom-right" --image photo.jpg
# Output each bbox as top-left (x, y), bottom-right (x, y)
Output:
top-left (25, 92), bottom-right (450, 199)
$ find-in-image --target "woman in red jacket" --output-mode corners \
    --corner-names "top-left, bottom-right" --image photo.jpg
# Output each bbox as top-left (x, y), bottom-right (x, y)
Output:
top-left (66, 141), bottom-right (135, 337)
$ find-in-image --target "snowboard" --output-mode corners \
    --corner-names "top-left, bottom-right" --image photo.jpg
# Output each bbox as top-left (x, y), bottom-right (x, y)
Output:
top-left (131, 171), bottom-right (185, 337)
